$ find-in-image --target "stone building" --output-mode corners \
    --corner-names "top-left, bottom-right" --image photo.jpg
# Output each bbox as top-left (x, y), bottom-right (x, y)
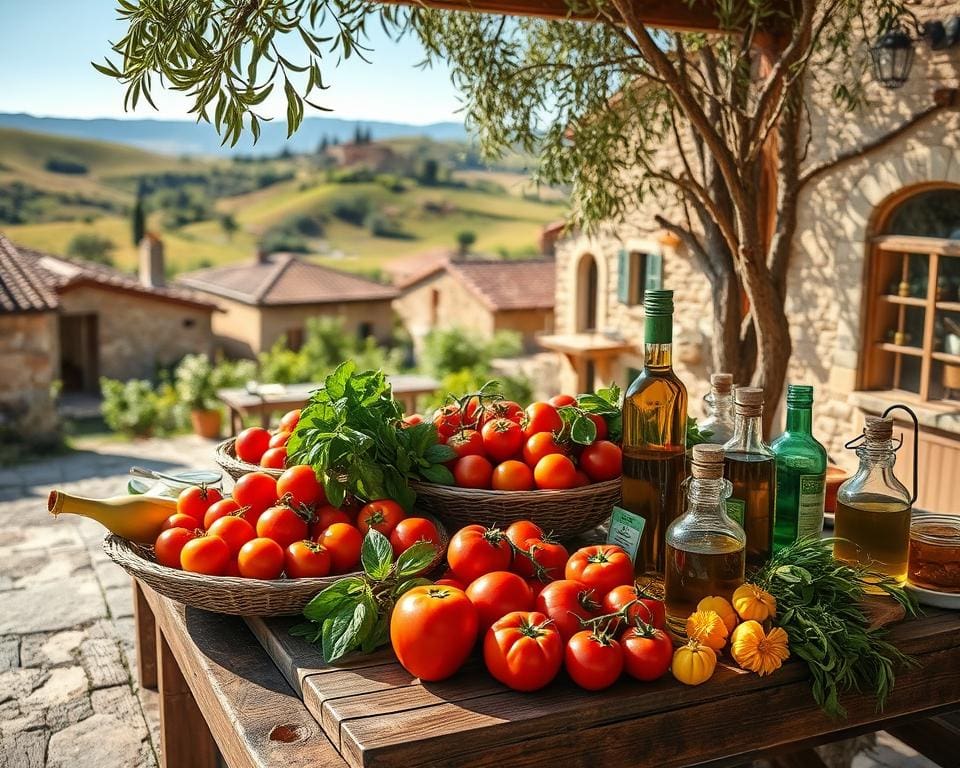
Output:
top-left (177, 252), bottom-right (397, 358)
top-left (392, 257), bottom-right (556, 353)
top-left (552, 6), bottom-right (960, 511)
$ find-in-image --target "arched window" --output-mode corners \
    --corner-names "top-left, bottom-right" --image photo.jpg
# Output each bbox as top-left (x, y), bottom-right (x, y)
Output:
top-left (576, 253), bottom-right (599, 333)
top-left (862, 187), bottom-right (960, 402)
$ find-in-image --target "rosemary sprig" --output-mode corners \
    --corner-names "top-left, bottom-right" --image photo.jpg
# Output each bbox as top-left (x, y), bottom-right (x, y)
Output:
top-left (752, 537), bottom-right (918, 718)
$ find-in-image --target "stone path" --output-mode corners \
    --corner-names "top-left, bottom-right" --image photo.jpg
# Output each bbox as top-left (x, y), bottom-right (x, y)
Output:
top-left (0, 435), bottom-right (945, 768)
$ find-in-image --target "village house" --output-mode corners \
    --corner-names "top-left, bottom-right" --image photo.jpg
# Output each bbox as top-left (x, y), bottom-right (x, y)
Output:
top-left (550, 4), bottom-right (960, 512)
top-left (176, 252), bottom-right (397, 358)
top-left (392, 255), bottom-right (556, 353)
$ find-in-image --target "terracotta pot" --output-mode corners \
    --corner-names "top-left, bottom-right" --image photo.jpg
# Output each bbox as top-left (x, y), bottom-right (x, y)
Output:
top-left (824, 464), bottom-right (851, 515)
top-left (190, 409), bottom-right (222, 439)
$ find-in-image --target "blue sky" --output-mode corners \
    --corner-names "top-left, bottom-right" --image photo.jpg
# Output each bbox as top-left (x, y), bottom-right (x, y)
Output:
top-left (0, 1), bottom-right (463, 125)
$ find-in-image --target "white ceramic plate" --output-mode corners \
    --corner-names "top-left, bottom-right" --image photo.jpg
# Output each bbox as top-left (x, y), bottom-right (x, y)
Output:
top-left (905, 581), bottom-right (960, 610)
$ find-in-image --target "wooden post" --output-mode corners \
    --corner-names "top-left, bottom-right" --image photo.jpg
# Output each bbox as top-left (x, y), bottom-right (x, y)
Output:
top-left (156, 623), bottom-right (219, 768)
top-left (132, 580), bottom-right (157, 691)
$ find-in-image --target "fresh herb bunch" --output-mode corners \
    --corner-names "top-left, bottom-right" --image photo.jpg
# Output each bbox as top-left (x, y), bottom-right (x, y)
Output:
top-left (286, 362), bottom-right (456, 510)
top-left (753, 537), bottom-right (918, 718)
top-left (558, 385), bottom-right (622, 445)
top-left (686, 417), bottom-right (714, 446)
top-left (290, 529), bottom-right (436, 663)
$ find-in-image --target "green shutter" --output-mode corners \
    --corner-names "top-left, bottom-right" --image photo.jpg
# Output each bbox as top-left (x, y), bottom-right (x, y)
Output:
top-left (645, 252), bottom-right (663, 291)
top-left (617, 249), bottom-right (630, 304)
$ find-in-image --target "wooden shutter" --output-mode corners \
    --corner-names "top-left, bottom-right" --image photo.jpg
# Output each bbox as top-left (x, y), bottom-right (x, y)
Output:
top-left (645, 252), bottom-right (663, 291)
top-left (617, 249), bottom-right (630, 304)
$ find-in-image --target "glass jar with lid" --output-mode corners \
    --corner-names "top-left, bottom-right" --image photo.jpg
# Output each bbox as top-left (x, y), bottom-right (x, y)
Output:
top-left (908, 514), bottom-right (960, 593)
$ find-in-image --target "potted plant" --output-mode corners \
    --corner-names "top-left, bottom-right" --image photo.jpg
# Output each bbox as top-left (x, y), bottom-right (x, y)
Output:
top-left (175, 354), bottom-right (222, 439)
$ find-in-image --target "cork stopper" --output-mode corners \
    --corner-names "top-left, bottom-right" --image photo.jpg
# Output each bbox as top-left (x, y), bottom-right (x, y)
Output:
top-left (691, 443), bottom-right (725, 479)
top-left (863, 415), bottom-right (893, 445)
top-left (734, 386), bottom-right (764, 416)
top-left (710, 373), bottom-right (733, 395)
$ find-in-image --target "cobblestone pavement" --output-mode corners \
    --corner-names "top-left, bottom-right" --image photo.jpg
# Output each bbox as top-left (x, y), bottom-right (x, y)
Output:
top-left (0, 436), bottom-right (945, 768)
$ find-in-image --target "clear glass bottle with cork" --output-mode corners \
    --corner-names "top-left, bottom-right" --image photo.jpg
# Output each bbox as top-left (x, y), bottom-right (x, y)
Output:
top-left (722, 386), bottom-right (776, 568)
top-left (664, 444), bottom-right (746, 633)
top-left (698, 372), bottom-right (735, 445)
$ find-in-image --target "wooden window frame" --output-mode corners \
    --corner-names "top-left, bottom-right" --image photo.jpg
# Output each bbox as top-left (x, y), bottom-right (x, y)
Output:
top-left (617, 250), bottom-right (663, 306)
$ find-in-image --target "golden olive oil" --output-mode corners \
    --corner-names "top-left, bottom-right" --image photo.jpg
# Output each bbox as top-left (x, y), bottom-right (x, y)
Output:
top-left (622, 449), bottom-right (686, 575)
top-left (665, 536), bottom-right (745, 634)
top-left (834, 499), bottom-right (911, 584)
top-left (723, 453), bottom-right (775, 569)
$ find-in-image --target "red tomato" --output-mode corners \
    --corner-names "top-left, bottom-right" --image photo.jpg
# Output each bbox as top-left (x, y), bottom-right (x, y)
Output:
top-left (587, 413), bottom-right (609, 441)
top-left (435, 577), bottom-right (466, 590)
top-left (533, 454), bottom-right (578, 489)
top-left (522, 432), bottom-right (566, 468)
top-left (601, 585), bottom-right (666, 630)
top-left (318, 523), bottom-right (363, 573)
top-left (161, 513), bottom-right (201, 532)
top-left (505, 520), bottom-right (544, 550)
top-left (483, 611), bottom-right (563, 692)
top-left (232, 472), bottom-right (278, 526)
top-left (278, 409), bottom-right (300, 433)
top-left (176, 485), bottom-right (222, 524)
top-left (256, 505), bottom-right (309, 549)
top-left (390, 585), bottom-right (478, 681)
top-left (237, 537), bottom-right (284, 579)
top-left (154, 527), bottom-right (196, 569)
top-left (284, 540), bottom-right (331, 578)
top-left (235, 427), bottom-right (272, 464)
top-left (389, 517), bottom-right (442, 558)
top-left (460, 396), bottom-right (483, 428)
top-left (480, 400), bottom-right (524, 426)
top-left (203, 498), bottom-right (242, 529)
top-left (465, 571), bottom-right (534, 633)
top-left (259, 447), bottom-right (287, 469)
top-left (452, 455), bottom-right (493, 489)
top-left (357, 499), bottom-right (405, 536)
top-left (491, 460), bottom-right (534, 491)
top-left (207, 515), bottom-right (256, 556)
top-left (446, 429), bottom-right (484, 460)
top-left (526, 578), bottom-right (550, 599)
top-left (565, 631), bottom-right (624, 690)
top-left (180, 535), bottom-right (230, 576)
top-left (565, 545), bottom-right (634, 596)
top-left (512, 538), bottom-right (568, 580)
top-left (548, 394), bottom-right (577, 407)
top-left (432, 404), bottom-right (463, 441)
top-left (535, 579), bottom-right (601, 641)
top-left (636, 589), bottom-right (667, 629)
top-left (311, 505), bottom-right (352, 537)
top-left (620, 624), bottom-right (673, 681)
top-left (401, 414), bottom-right (423, 427)
top-left (277, 465), bottom-right (325, 509)
top-left (572, 470), bottom-right (591, 488)
top-left (523, 402), bottom-right (563, 438)
top-left (224, 559), bottom-right (242, 577)
top-left (447, 524), bottom-right (512, 583)
top-left (579, 440), bottom-right (623, 482)
top-left (480, 418), bottom-right (524, 462)
top-left (268, 431), bottom-right (291, 449)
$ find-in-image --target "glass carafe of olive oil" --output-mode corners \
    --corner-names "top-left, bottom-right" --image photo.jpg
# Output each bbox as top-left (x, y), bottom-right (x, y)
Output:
top-left (834, 414), bottom-right (917, 585)
top-left (771, 384), bottom-right (827, 551)
top-left (698, 373), bottom-right (735, 445)
top-left (622, 289), bottom-right (688, 576)
top-left (665, 444), bottom-right (746, 634)
top-left (722, 387), bottom-right (776, 568)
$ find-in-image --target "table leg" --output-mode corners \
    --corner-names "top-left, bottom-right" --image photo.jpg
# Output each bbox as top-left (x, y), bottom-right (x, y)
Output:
top-left (230, 408), bottom-right (242, 436)
top-left (156, 623), bottom-right (218, 768)
top-left (133, 580), bottom-right (157, 691)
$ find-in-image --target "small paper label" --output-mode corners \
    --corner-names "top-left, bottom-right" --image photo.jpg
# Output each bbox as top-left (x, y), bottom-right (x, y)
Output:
top-left (725, 498), bottom-right (746, 527)
top-left (607, 506), bottom-right (646, 565)
top-left (797, 473), bottom-right (826, 539)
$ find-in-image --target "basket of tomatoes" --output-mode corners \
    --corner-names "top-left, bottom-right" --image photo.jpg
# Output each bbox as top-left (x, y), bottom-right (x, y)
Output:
top-left (104, 462), bottom-right (447, 616)
top-left (409, 389), bottom-right (624, 539)
top-left (214, 407), bottom-right (302, 481)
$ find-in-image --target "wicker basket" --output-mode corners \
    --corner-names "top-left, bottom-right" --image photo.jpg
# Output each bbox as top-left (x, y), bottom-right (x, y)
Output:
top-left (215, 438), bottom-right (284, 481)
top-left (410, 478), bottom-right (621, 539)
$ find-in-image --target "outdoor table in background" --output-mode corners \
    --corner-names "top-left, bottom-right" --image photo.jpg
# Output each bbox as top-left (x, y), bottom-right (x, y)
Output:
top-left (133, 580), bottom-right (960, 768)
top-left (217, 374), bottom-right (440, 435)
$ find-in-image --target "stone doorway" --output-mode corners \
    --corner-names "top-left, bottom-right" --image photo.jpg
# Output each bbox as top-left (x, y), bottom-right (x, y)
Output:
top-left (59, 314), bottom-right (99, 393)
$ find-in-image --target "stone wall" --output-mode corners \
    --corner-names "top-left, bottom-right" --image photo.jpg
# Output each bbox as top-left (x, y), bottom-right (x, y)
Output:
top-left (259, 300), bottom-right (395, 351)
top-left (58, 287), bottom-right (213, 381)
top-left (393, 271), bottom-right (495, 354)
top-left (0, 312), bottom-right (59, 438)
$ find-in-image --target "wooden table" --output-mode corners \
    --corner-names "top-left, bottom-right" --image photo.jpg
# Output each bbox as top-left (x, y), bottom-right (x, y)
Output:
top-left (135, 579), bottom-right (960, 768)
top-left (217, 375), bottom-right (440, 435)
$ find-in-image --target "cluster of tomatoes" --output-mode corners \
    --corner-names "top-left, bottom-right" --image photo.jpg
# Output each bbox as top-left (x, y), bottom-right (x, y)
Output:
top-left (414, 394), bottom-right (623, 491)
top-left (389, 520), bottom-right (673, 692)
top-left (230, 408), bottom-right (301, 469)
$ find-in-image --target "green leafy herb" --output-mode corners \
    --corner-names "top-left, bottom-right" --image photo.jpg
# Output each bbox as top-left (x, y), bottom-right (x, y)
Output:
top-left (290, 529), bottom-right (436, 663)
top-left (286, 362), bottom-right (456, 510)
top-left (558, 384), bottom-right (622, 445)
top-left (753, 537), bottom-right (918, 718)
top-left (686, 417), bottom-right (715, 446)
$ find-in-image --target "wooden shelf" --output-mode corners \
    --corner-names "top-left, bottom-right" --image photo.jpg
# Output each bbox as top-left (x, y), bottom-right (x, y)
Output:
top-left (881, 294), bottom-right (927, 306)
top-left (936, 301), bottom-right (960, 312)
top-left (876, 342), bottom-right (924, 356)
top-left (933, 351), bottom-right (960, 365)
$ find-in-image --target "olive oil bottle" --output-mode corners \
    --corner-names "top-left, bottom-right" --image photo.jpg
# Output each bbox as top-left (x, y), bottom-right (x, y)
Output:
top-left (698, 373), bottom-right (735, 445)
top-left (622, 289), bottom-right (688, 576)
top-left (665, 444), bottom-right (746, 634)
top-left (722, 387), bottom-right (775, 568)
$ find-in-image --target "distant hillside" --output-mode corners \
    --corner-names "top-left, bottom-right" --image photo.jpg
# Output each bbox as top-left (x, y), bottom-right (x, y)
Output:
top-left (0, 113), bottom-right (467, 157)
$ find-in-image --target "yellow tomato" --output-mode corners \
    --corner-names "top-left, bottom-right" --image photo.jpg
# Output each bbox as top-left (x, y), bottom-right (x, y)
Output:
top-left (672, 639), bottom-right (717, 686)
top-left (696, 596), bottom-right (738, 634)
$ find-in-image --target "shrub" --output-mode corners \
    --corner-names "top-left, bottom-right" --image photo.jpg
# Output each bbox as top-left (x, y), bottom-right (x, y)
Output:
top-left (427, 370), bottom-right (533, 412)
top-left (329, 193), bottom-right (374, 226)
top-left (100, 379), bottom-right (161, 436)
top-left (45, 157), bottom-right (88, 175)
top-left (366, 213), bottom-right (412, 240)
top-left (420, 327), bottom-right (489, 378)
top-left (174, 354), bottom-right (218, 411)
top-left (67, 233), bottom-right (115, 265)
top-left (260, 228), bottom-right (310, 254)
top-left (456, 230), bottom-right (477, 255)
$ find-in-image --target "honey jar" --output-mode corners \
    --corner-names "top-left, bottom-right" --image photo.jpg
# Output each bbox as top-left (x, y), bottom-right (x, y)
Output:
top-left (908, 514), bottom-right (960, 593)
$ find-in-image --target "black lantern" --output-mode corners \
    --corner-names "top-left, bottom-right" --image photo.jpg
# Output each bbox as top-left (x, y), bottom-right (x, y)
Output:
top-left (870, 27), bottom-right (916, 89)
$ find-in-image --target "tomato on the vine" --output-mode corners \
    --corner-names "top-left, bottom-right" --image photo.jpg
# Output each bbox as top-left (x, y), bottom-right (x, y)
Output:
top-left (522, 432), bottom-right (566, 468)
top-left (480, 400), bottom-right (523, 426)
top-left (176, 485), bottom-right (222, 523)
top-left (565, 545), bottom-right (634, 596)
top-left (446, 429), bottom-right (484, 460)
top-left (154, 527), bottom-right (197, 569)
top-left (620, 623), bottom-right (673, 681)
top-left (357, 499), bottom-right (405, 536)
top-left (237, 537), bottom-right (284, 579)
top-left (285, 540), bottom-right (332, 578)
top-left (433, 404), bottom-right (463, 441)
top-left (601, 585), bottom-right (667, 630)
top-left (235, 427), bottom-right (271, 464)
top-left (318, 523), bottom-right (363, 573)
top-left (483, 611), bottom-right (563, 692)
top-left (465, 571), bottom-right (534, 633)
top-left (565, 631), bottom-right (624, 691)
top-left (278, 409), bottom-right (300, 433)
top-left (505, 520), bottom-right (543, 550)
top-left (447, 524), bottom-right (512, 583)
top-left (268, 431), bottom-right (291, 449)
top-left (259, 447), bottom-right (287, 469)
top-left (481, 418), bottom-right (524, 462)
top-left (232, 472), bottom-right (278, 526)
top-left (512, 538), bottom-right (568, 580)
top-left (579, 440), bottom-right (623, 482)
top-left (548, 394), bottom-right (577, 408)
top-left (310, 505), bottom-right (352, 537)
top-left (491, 460), bottom-right (534, 491)
top-left (277, 465), bottom-right (324, 509)
top-left (207, 515), bottom-right (256, 556)
top-left (203, 498), bottom-right (242, 529)
top-left (391, 585), bottom-right (478, 681)
top-left (525, 578), bottom-right (549, 599)
top-left (535, 579), bottom-right (601, 641)
top-left (533, 454), bottom-right (578, 489)
top-left (256, 505), bottom-right (309, 548)
top-left (452, 455), bottom-right (493, 489)
top-left (180, 535), bottom-right (230, 576)
top-left (522, 402), bottom-right (563, 438)
top-left (389, 517), bottom-right (441, 558)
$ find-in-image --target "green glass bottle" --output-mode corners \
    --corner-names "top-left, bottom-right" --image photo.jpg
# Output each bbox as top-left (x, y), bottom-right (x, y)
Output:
top-left (770, 385), bottom-right (827, 551)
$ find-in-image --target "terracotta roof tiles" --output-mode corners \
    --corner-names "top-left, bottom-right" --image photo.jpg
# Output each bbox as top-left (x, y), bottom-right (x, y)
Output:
top-left (0, 235), bottom-right (60, 314)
